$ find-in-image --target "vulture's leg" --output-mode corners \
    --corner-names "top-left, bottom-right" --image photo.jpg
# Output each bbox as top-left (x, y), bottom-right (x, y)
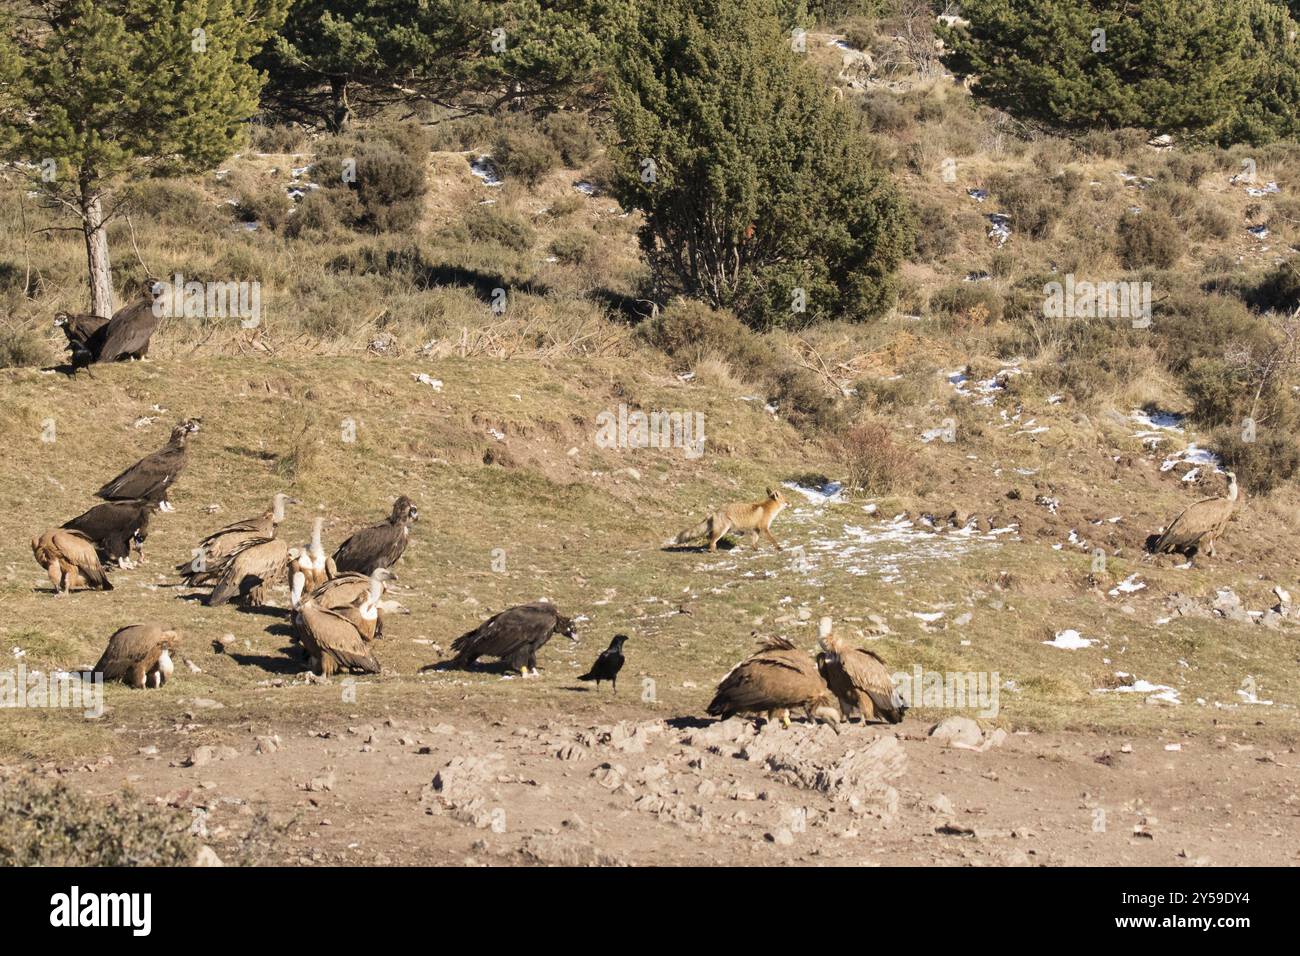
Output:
top-left (780, 709), bottom-right (791, 729)
top-left (45, 562), bottom-right (62, 593)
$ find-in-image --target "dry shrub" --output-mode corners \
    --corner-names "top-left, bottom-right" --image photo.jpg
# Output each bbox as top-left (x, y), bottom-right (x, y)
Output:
top-left (0, 774), bottom-right (197, 866)
top-left (830, 419), bottom-right (914, 494)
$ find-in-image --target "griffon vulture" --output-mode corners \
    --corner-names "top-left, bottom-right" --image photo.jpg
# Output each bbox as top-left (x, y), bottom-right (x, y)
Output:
top-left (94, 624), bottom-right (181, 688)
top-left (31, 529), bottom-right (114, 593)
top-left (293, 570), bottom-right (388, 677)
top-left (96, 418), bottom-right (201, 511)
top-left (446, 601), bottom-right (577, 677)
top-left (289, 515), bottom-right (335, 593)
top-left (206, 536), bottom-right (292, 607)
top-left (179, 492), bottom-right (295, 586)
top-left (62, 499), bottom-right (152, 567)
top-left (331, 496), bottom-right (418, 575)
top-left (86, 287), bottom-right (164, 363)
top-left (707, 635), bottom-right (840, 729)
top-left (289, 568), bottom-right (390, 646)
top-left (1151, 470), bottom-right (1239, 561)
top-left (815, 625), bottom-right (907, 724)
top-left (53, 310), bottom-right (109, 366)
top-left (579, 634), bottom-right (629, 692)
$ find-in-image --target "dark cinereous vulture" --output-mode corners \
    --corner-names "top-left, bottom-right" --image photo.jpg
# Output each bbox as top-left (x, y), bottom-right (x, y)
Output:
top-left (61, 499), bottom-right (152, 566)
top-left (579, 634), bottom-right (629, 691)
top-left (707, 635), bottom-right (840, 729)
top-left (206, 536), bottom-right (292, 607)
top-left (447, 601), bottom-right (577, 676)
top-left (54, 311), bottom-right (109, 365)
top-left (86, 287), bottom-right (164, 363)
top-left (293, 570), bottom-right (388, 676)
top-left (816, 630), bottom-right (907, 724)
top-left (178, 492), bottom-right (296, 586)
top-left (332, 496), bottom-right (418, 575)
top-left (31, 529), bottom-right (114, 593)
top-left (1152, 470), bottom-right (1240, 560)
top-left (96, 418), bottom-right (201, 511)
top-left (94, 624), bottom-right (180, 688)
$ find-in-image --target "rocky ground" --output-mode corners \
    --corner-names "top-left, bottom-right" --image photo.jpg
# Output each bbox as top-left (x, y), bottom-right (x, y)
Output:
top-left (47, 710), bottom-right (1300, 867)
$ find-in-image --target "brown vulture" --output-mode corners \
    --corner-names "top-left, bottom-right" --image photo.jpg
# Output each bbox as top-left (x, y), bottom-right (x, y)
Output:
top-left (332, 496), bottom-right (418, 575)
top-left (578, 634), bottom-right (628, 691)
top-left (94, 624), bottom-right (181, 688)
top-left (1151, 471), bottom-right (1240, 561)
top-left (290, 568), bottom-right (390, 644)
top-left (816, 628), bottom-right (907, 724)
top-left (707, 635), bottom-right (840, 729)
top-left (31, 529), bottom-right (114, 593)
top-left (62, 499), bottom-right (152, 567)
top-left (288, 515), bottom-right (335, 594)
top-left (53, 311), bottom-right (109, 366)
top-left (446, 601), bottom-right (577, 676)
top-left (206, 536), bottom-right (292, 607)
top-left (179, 492), bottom-right (295, 586)
top-left (86, 288), bottom-right (164, 363)
top-left (293, 570), bottom-right (388, 676)
top-left (96, 418), bottom-right (201, 511)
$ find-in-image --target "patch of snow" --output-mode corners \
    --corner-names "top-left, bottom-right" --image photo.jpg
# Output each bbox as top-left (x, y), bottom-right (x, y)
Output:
top-left (1043, 629), bottom-right (1094, 650)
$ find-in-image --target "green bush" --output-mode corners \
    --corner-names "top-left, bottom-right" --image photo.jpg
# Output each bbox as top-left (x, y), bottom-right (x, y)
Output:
top-left (312, 124), bottom-right (430, 233)
top-left (1117, 210), bottom-right (1182, 268)
top-left (1212, 425), bottom-right (1300, 494)
top-left (543, 112), bottom-right (601, 167)
top-left (909, 198), bottom-right (958, 262)
top-left (549, 229), bottom-right (598, 265)
top-left (493, 124), bottom-right (561, 186)
top-left (466, 206), bottom-right (536, 252)
top-left (0, 322), bottom-right (46, 368)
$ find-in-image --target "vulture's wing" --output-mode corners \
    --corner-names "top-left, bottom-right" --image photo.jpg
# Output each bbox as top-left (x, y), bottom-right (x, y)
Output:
top-left (301, 603), bottom-right (380, 673)
top-left (331, 521), bottom-right (407, 574)
top-left (709, 653), bottom-right (825, 715)
top-left (94, 624), bottom-right (164, 684)
top-left (96, 445), bottom-right (182, 502)
top-left (63, 500), bottom-right (151, 543)
top-left (200, 512), bottom-right (273, 547)
top-left (452, 603), bottom-right (557, 660)
top-left (207, 538), bottom-right (289, 606)
top-left (49, 530), bottom-right (112, 589)
top-left (310, 572), bottom-right (371, 607)
top-left (95, 299), bottom-right (161, 362)
top-left (844, 648), bottom-right (906, 722)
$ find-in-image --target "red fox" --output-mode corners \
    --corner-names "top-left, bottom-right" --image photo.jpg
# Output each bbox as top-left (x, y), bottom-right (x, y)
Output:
top-left (671, 488), bottom-right (789, 551)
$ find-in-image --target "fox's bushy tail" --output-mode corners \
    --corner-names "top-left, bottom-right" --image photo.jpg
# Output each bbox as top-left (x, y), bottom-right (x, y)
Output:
top-left (671, 517), bottom-right (711, 546)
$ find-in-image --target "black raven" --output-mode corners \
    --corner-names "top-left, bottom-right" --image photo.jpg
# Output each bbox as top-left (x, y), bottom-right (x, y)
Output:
top-left (579, 634), bottom-right (629, 691)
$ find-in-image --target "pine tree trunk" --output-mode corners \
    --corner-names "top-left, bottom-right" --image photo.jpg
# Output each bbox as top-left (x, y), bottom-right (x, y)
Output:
top-left (329, 77), bottom-right (352, 132)
top-left (80, 183), bottom-right (115, 318)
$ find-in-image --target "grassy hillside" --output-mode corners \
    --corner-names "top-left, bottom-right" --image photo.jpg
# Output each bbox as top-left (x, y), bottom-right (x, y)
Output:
top-left (1, 14), bottom-right (1298, 770)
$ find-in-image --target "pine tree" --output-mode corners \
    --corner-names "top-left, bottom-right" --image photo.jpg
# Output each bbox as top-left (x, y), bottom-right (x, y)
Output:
top-left (610, 0), bottom-right (910, 328)
top-left (0, 0), bottom-right (288, 318)
top-left (260, 1), bottom-right (629, 131)
top-left (941, 0), bottom-right (1300, 145)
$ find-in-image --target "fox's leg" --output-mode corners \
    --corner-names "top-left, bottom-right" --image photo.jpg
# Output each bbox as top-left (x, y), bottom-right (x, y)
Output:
top-left (762, 527), bottom-right (782, 551)
top-left (749, 530), bottom-right (760, 549)
top-left (708, 517), bottom-right (729, 551)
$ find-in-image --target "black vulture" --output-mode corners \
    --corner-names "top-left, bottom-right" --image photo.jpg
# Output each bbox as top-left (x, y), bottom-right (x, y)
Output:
top-left (53, 311), bottom-right (109, 366)
top-left (62, 499), bottom-right (153, 567)
top-left (331, 496), bottom-right (418, 574)
top-left (579, 634), bottom-right (629, 691)
top-left (95, 418), bottom-right (200, 511)
top-left (86, 288), bottom-right (165, 363)
top-left (447, 601), bottom-right (577, 676)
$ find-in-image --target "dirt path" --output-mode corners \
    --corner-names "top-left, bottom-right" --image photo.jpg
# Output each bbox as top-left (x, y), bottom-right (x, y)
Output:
top-left (57, 711), bottom-right (1300, 866)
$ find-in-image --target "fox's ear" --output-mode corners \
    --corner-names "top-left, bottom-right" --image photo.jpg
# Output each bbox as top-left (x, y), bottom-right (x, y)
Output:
top-left (766, 487), bottom-right (775, 497)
